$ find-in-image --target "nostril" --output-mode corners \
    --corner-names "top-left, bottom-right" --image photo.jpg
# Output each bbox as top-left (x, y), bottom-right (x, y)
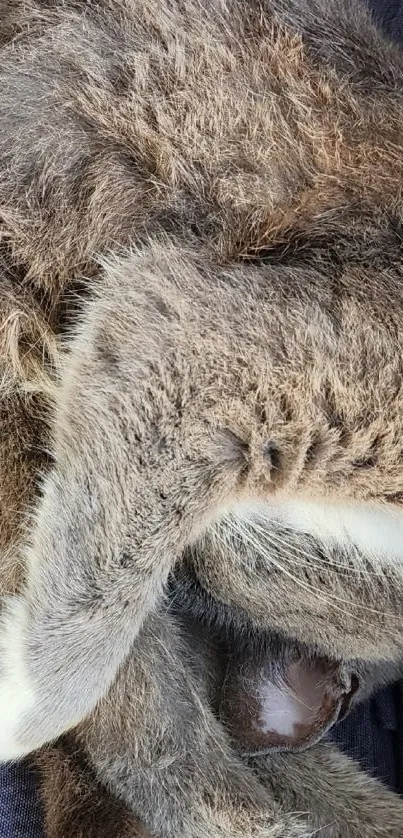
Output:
top-left (262, 441), bottom-right (281, 471)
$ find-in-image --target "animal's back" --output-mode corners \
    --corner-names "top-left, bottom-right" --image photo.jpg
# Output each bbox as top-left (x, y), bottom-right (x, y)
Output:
top-left (1, 0), bottom-right (403, 295)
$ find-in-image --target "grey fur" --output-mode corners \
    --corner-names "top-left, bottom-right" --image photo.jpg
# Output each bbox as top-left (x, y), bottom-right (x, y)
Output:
top-left (1, 0), bottom-right (403, 835)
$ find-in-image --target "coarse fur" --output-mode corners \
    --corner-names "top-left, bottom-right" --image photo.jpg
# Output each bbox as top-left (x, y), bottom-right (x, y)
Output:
top-left (2, 0), bottom-right (403, 835)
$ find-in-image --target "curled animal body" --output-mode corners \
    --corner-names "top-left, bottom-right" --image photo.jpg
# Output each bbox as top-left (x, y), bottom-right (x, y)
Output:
top-left (2, 0), bottom-right (403, 834)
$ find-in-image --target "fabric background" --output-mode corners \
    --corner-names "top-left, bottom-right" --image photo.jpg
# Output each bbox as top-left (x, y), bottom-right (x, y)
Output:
top-left (1, 0), bottom-right (403, 834)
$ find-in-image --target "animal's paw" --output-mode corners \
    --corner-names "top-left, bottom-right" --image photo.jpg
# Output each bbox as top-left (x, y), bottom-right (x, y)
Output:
top-left (0, 596), bottom-right (37, 761)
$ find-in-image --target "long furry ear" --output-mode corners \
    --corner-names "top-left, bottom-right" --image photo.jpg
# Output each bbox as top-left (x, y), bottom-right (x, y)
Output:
top-left (219, 646), bottom-right (359, 755)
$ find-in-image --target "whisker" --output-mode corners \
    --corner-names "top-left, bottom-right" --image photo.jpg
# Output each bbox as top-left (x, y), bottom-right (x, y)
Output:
top-left (217, 515), bottom-right (399, 630)
top-left (249, 514), bottom-right (385, 579)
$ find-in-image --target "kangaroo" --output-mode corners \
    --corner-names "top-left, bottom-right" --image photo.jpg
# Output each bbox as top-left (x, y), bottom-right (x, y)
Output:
top-left (2, 0), bottom-right (403, 835)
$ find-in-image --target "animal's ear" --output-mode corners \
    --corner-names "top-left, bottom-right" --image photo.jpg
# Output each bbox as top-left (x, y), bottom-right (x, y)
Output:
top-left (219, 648), bottom-right (359, 755)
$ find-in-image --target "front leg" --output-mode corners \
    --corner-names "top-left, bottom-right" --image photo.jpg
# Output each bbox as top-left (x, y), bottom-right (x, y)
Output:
top-left (0, 245), bottom-right (248, 761)
top-left (253, 743), bottom-right (403, 837)
top-left (78, 609), bottom-right (309, 838)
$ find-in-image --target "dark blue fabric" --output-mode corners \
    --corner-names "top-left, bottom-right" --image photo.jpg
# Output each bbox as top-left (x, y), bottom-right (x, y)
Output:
top-left (0, 763), bottom-right (44, 838)
top-left (330, 683), bottom-right (403, 794)
top-left (2, 1), bottom-right (403, 835)
top-left (367, 0), bottom-right (403, 42)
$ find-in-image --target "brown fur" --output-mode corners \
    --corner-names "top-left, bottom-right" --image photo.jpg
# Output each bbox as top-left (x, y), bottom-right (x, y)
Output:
top-left (35, 737), bottom-right (147, 838)
top-left (2, 0), bottom-right (403, 836)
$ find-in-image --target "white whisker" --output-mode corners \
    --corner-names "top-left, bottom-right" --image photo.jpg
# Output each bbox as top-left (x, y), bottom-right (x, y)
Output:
top-left (212, 514), bottom-right (399, 632)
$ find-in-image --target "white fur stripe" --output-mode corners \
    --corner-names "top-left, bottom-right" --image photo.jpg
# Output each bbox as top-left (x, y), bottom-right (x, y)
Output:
top-left (235, 499), bottom-right (403, 566)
